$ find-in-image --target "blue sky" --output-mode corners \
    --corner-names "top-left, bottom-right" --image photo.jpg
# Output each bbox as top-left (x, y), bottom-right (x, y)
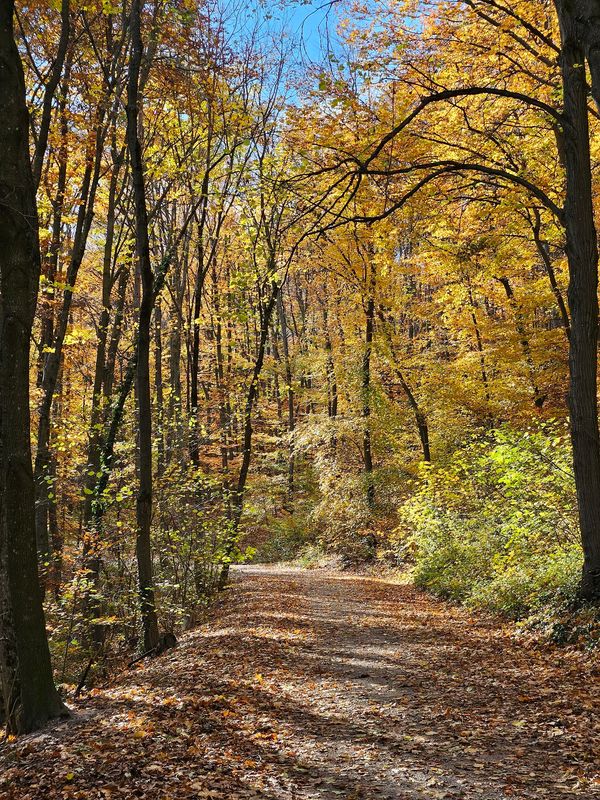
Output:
top-left (247, 0), bottom-right (343, 65)
top-left (287, 0), bottom-right (340, 61)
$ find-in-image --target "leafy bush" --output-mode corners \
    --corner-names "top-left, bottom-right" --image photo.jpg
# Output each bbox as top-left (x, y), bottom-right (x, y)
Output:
top-left (295, 542), bottom-right (331, 568)
top-left (292, 415), bottom-right (391, 562)
top-left (397, 422), bottom-right (582, 618)
top-left (253, 511), bottom-right (313, 563)
top-left (46, 461), bottom-right (236, 683)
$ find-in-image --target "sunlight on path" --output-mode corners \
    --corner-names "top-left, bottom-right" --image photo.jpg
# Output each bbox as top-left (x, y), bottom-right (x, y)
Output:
top-left (1, 567), bottom-right (598, 799)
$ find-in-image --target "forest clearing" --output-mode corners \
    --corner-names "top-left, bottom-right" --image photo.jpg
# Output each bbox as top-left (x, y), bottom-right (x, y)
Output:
top-left (2, 566), bottom-right (599, 799)
top-left (3, 0), bottom-right (600, 795)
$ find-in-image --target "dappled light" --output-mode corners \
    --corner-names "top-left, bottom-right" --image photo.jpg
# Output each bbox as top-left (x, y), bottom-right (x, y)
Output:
top-left (2, 568), bottom-right (598, 798)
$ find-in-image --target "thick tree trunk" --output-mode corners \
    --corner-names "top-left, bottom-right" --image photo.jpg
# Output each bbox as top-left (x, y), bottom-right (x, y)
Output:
top-left (554, 1), bottom-right (600, 598)
top-left (0, 2), bottom-right (66, 734)
top-left (127, 0), bottom-right (160, 652)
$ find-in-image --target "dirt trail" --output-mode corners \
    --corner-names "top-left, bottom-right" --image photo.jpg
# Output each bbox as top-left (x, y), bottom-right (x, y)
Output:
top-left (1, 566), bottom-right (599, 799)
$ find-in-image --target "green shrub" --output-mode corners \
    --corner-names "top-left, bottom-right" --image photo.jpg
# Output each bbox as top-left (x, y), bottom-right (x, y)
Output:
top-left (295, 542), bottom-right (329, 568)
top-left (253, 512), bottom-right (312, 563)
top-left (398, 422), bottom-right (582, 618)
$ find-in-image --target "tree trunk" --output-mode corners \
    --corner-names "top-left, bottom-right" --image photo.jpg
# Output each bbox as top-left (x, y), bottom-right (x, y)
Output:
top-left (362, 276), bottom-right (375, 510)
top-left (277, 289), bottom-right (295, 498)
top-left (528, 207), bottom-right (571, 339)
top-left (554, 1), bottom-right (600, 598)
top-left (189, 171), bottom-right (211, 466)
top-left (467, 283), bottom-right (490, 402)
top-left (494, 276), bottom-right (544, 407)
top-left (323, 307), bottom-right (338, 419)
top-left (219, 281), bottom-right (279, 588)
top-left (80, 146), bottom-right (124, 642)
top-left (154, 301), bottom-right (165, 478)
top-left (34, 106), bottom-right (106, 565)
top-left (167, 245), bottom-right (186, 464)
top-left (37, 51), bottom-right (71, 388)
top-left (127, 0), bottom-right (160, 652)
top-left (0, 2), bottom-right (66, 734)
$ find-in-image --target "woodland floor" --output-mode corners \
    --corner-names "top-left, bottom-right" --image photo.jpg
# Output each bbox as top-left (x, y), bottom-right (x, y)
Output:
top-left (2, 566), bottom-right (600, 799)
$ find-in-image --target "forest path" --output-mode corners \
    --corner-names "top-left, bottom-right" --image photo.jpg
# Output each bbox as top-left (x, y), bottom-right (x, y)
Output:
top-left (2, 566), bottom-right (599, 799)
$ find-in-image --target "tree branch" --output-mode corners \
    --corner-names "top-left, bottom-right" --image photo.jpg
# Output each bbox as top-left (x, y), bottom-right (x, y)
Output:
top-left (362, 87), bottom-right (562, 169)
top-left (363, 160), bottom-right (564, 222)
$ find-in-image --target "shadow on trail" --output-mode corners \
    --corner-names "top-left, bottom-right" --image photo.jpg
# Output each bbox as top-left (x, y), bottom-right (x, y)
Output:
top-left (0, 568), bottom-right (596, 799)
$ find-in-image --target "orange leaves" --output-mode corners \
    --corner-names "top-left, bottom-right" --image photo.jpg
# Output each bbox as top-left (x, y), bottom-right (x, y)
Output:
top-left (3, 568), bottom-right (600, 798)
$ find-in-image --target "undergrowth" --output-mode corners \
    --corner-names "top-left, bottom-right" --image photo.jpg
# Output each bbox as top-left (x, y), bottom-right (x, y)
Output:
top-left (395, 422), bottom-right (595, 638)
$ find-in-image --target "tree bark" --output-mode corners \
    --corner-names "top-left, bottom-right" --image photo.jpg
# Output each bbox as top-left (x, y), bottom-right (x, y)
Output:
top-left (154, 301), bottom-right (165, 477)
top-left (494, 276), bottom-right (544, 407)
top-left (362, 269), bottom-right (375, 510)
top-left (322, 307), bottom-right (338, 419)
top-left (554, 1), bottom-right (600, 598)
top-left (0, 2), bottom-right (67, 734)
top-left (277, 289), bottom-right (295, 498)
top-left (34, 104), bottom-right (107, 564)
top-left (467, 283), bottom-right (490, 402)
top-left (126, 0), bottom-right (160, 652)
top-left (219, 281), bottom-right (280, 588)
top-left (528, 207), bottom-right (571, 339)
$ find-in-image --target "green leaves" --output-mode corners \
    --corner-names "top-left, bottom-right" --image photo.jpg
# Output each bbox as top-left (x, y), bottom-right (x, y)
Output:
top-left (400, 422), bottom-right (580, 618)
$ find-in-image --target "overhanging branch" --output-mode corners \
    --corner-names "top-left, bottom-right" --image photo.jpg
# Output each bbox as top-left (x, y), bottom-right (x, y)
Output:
top-left (362, 86), bottom-right (562, 169)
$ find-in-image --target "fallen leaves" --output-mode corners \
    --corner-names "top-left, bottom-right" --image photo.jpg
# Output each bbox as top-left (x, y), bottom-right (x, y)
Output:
top-left (1, 567), bottom-right (599, 799)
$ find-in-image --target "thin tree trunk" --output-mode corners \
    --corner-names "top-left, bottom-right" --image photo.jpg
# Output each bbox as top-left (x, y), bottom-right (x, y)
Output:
top-left (494, 276), bottom-right (544, 407)
top-left (167, 244), bottom-right (185, 464)
top-left (212, 266), bottom-right (230, 473)
top-left (323, 308), bottom-right (338, 419)
top-left (529, 208), bottom-right (571, 339)
top-left (363, 273), bottom-right (375, 510)
top-left (154, 301), bottom-right (165, 477)
top-left (378, 308), bottom-right (432, 463)
top-left (126, 0), bottom-right (159, 652)
top-left (37, 50), bottom-right (71, 387)
top-left (104, 266), bottom-right (129, 401)
top-left (80, 148), bottom-right (124, 637)
top-left (277, 289), bottom-right (295, 498)
top-left (219, 281), bottom-right (280, 588)
top-left (31, 0), bottom-right (70, 190)
top-left (467, 284), bottom-right (490, 402)
top-left (189, 170), bottom-right (211, 466)
top-left (34, 104), bottom-right (107, 564)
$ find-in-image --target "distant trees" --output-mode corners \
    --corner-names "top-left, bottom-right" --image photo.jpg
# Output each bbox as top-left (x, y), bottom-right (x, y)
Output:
top-left (305, 0), bottom-right (600, 597)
